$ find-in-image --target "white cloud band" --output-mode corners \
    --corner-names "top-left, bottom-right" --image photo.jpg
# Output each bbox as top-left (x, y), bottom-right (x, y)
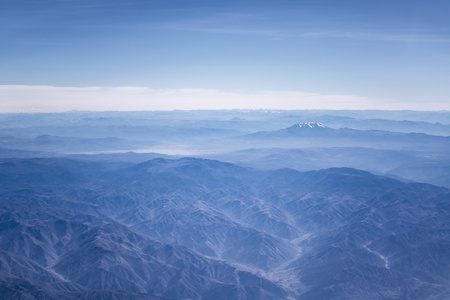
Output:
top-left (0, 85), bottom-right (447, 112)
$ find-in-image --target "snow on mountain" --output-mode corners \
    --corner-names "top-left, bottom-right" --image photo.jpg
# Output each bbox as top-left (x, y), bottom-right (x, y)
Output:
top-left (297, 122), bottom-right (326, 128)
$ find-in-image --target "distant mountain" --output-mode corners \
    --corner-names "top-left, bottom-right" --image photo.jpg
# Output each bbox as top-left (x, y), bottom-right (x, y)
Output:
top-left (0, 134), bottom-right (138, 153)
top-left (248, 122), bottom-right (334, 138)
top-left (0, 147), bottom-right (58, 159)
top-left (241, 122), bottom-right (450, 151)
top-left (312, 115), bottom-right (450, 136)
top-left (207, 146), bottom-right (450, 188)
top-left (247, 121), bottom-right (446, 140)
top-left (66, 152), bottom-right (175, 164)
top-left (1, 157), bottom-right (450, 299)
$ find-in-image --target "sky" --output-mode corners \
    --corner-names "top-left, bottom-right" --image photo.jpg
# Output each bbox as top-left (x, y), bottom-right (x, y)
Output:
top-left (1, 0), bottom-right (449, 112)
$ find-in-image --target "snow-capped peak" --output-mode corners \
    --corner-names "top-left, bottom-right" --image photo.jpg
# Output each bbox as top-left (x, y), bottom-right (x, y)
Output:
top-left (298, 122), bottom-right (326, 128)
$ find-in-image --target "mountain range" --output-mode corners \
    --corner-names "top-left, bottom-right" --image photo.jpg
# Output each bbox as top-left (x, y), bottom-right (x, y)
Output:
top-left (241, 122), bottom-right (450, 151)
top-left (1, 157), bottom-right (449, 299)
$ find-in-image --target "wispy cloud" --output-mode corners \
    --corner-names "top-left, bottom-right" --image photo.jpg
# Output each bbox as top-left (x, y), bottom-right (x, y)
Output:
top-left (159, 14), bottom-right (285, 38)
top-left (160, 13), bottom-right (450, 43)
top-left (0, 85), bottom-right (447, 113)
top-left (298, 30), bottom-right (450, 43)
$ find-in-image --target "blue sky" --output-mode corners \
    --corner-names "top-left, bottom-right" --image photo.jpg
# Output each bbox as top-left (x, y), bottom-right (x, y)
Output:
top-left (1, 0), bottom-right (449, 111)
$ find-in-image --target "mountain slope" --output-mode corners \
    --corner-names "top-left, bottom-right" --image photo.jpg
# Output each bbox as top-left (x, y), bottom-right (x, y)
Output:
top-left (241, 122), bottom-right (450, 151)
top-left (0, 202), bottom-right (286, 299)
top-left (1, 157), bottom-right (449, 299)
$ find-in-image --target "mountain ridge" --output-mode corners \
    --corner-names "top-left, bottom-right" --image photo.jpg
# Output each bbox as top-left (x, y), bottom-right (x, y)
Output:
top-left (1, 157), bottom-right (449, 299)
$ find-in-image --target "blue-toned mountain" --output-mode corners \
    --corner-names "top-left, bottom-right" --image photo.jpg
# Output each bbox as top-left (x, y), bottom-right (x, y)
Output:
top-left (1, 157), bottom-right (449, 299)
top-left (241, 122), bottom-right (450, 151)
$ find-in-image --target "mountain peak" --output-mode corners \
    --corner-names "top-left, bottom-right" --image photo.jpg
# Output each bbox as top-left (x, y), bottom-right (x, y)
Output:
top-left (298, 122), bottom-right (326, 129)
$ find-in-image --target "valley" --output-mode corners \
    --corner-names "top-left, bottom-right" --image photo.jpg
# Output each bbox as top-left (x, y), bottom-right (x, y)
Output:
top-left (0, 110), bottom-right (449, 299)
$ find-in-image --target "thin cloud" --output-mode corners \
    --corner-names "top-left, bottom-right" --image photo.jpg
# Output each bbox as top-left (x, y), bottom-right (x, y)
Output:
top-left (160, 15), bottom-right (285, 38)
top-left (161, 14), bottom-right (450, 43)
top-left (299, 30), bottom-right (450, 43)
top-left (0, 85), bottom-right (448, 113)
